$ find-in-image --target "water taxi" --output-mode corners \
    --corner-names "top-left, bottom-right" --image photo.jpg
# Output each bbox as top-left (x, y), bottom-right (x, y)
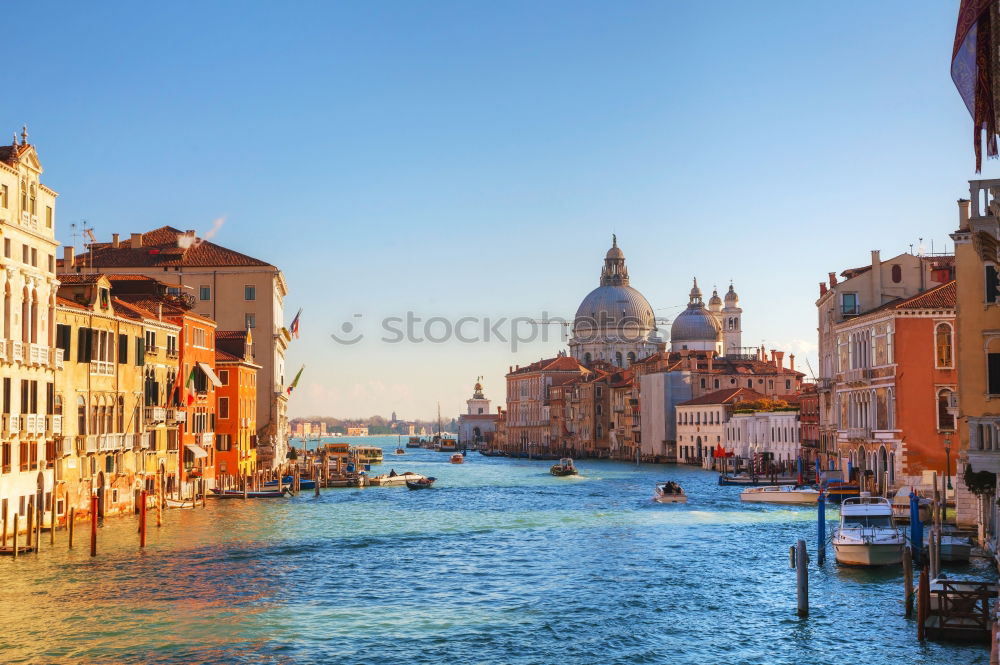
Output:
top-left (406, 476), bottom-right (436, 490)
top-left (367, 470), bottom-right (427, 487)
top-left (740, 485), bottom-right (821, 505)
top-left (450, 453), bottom-right (464, 464)
top-left (438, 438), bottom-right (458, 452)
top-left (833, 494), bottom-right (905, 566)
top-left (351, 445), bottom-right (384, 466)
top-left (550, 458), bottom-right (578, 476)
top-left (653, 481), bottom-right (687, 503)
top-left (406, 437), bottom-right (423, 448)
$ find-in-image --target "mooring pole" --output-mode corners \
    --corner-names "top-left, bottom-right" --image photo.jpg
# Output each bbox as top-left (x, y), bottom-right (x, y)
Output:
top-left (909, 491), bottom-right (921, 565)
top-left (817, 490), bottom-right (826, 564)
top-left (796, 539), bottom-right (809, 617)
top-left (90, 495), bottom-right (98, 557)
top-left (903, 545), bottom-right (914, 618)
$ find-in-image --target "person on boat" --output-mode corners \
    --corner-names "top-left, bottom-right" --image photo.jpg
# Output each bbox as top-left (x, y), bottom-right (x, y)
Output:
top-left (389, 469), bottom-right (397, 477)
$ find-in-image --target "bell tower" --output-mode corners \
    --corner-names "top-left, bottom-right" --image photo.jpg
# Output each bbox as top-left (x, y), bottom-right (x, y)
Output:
top-left (722, 283), bottom-right (742, 355)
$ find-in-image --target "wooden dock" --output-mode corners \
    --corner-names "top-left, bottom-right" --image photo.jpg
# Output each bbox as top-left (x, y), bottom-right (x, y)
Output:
top-left (920, 578), bottom-right (996, 642)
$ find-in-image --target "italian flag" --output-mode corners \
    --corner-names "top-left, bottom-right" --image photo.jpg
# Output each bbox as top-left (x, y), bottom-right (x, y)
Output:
top-left (185, 367), bottom-right (197, 405)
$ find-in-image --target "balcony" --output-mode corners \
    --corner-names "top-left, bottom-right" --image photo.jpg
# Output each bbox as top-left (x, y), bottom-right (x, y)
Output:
top-left (9, 340), bottom-right (23, 364)
top-left (59, 436), bottom-right (73, 457)
top-left (89, 360), bottom-right (113, 376)
top-left (52, 348), bottom-right (64, 370)
top-left (140, 432), bottom-right (151, 449)
top-left (843, 368), bottom-right (872, 385)
top-left (145, 345), bottom-right (159, 356)
top-left (840, 427), bottom-right (872, 440)
top-left (29, 343), bottom-right (46, 366)
top-left (80, 435), bottom-right (98, 454)
top-left (98, 433), bottom-right (124, 452)
top-left (201, 432), bottom-right (214, 447)
top-left (167, 409), bottom-right (186, 424)
top-left (49, 414), bottom-right (62, 435)
top-left (144, 406), bottom-right (166, 424)
top-left (166, 347), bottom-right (179, 359)
top-left (0, 341), bottom-right (7, 363)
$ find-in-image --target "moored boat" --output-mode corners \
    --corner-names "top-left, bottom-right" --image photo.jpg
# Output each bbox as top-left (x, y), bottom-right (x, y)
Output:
top-left (740, 485), bottom-right (821, 505)
top-left (450, 453), bottom-right (464, 464)
top-left (406, 476), bottom-right (437, 490)
top-left (406, 437), bottom-right (423, 448)
top-left (263, 477), bottom-right (316, 490)
top-left (833, 494), bottom-right (904, 566)
top-left (890, 486), bottom-right (932, 522)
top-left (926, 534), bottom-right (972, 562)
top-left (653, 481), bottom-right (687, 503)
top-left (718, 474), bottom-right (799, 487)
top-left (550, 458), bottom-right (578, 476)
top-left (164, 497), bottom-right (197, 509)
top-left (824, 481), bottom-right (860, 504)
top-left (351, 445), bottom-right (384, 465)
top-left (209, 488), bottom-right (291, 499)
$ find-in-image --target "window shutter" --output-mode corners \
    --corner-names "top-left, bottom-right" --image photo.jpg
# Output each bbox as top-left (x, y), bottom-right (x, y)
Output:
top-left (989, 353), bottom-right (1000, 395)
top-left (988, 266), bottom-right (1000, 304)
top-left (84, 328), bottom-right (93, 362)
top-left (118, 334), bottom-right (128, 364)
top-left (76, 327), bottom-right (87, 362)
top-left (136, 337), bottom-right (145, 366)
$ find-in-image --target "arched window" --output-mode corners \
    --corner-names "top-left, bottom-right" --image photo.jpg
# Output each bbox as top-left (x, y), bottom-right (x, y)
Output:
top-left (626, 352), bottom-right (636, 366)
top-left (935, 323), bottom-right (953, 368)
top-left (714, 379), bottom-right (720, 389)
top-left (77, 397), bottom-right (86, 435)
top-left (891, 264), bottom-right (902, 283)
top-left (937, 389), bottom-right (955, 431)
top-left (615, 352), bottom-right (623, 367)
top-left (583, 352), bottom-right (592, 366)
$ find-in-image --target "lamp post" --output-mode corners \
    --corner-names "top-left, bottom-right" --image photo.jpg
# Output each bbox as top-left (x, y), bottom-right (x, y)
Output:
top-left (945, 437), bottom-right (953, 491)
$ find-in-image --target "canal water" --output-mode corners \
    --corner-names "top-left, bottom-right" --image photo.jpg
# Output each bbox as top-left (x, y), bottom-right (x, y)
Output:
top-left (0, 436), bottom-right (990, 664)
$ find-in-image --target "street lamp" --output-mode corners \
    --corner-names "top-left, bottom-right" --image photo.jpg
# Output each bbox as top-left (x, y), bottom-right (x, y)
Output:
top-left (945, 437), bottom-right (953, 491)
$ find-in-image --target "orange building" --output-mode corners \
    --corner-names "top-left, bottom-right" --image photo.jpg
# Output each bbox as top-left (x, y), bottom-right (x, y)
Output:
top-left (830, 280), bottom-right (957, 491)
top-left (214, 330), bottom-right (259, 478)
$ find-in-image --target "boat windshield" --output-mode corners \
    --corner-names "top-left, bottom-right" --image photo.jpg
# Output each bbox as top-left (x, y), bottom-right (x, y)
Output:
top-left (842, 515), bottom-right (893, 529)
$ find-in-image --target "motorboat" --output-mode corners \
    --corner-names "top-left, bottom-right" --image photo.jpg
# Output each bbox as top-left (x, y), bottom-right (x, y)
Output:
top-left (740, 485), bottom-right (821, 505)
top-left (406, 437), bottom-right (423, 448)
top-left (395, 448), bottom-right (405, 455)
top-left (263, 477), bottom-right (316, 490)
top-left (164, 497), bottom-right (197, 509)
top-left (438, 438), bottom-right (459, 452)
top-left (406, 476), bottom-right (437, 490)
top-left (824, 481), bottom-right (860, 504)
top-left (833, 494), bottom-right (905, 566)
top-left (479, 449), bottom-right (507, 457)
top-left (367, 471), bottom-right (427, 487)
top-left (718, 474), bottom-right (799, 487)
top-left (550, 458), bottom-right (578, 476)
top-left (653, 481), bottom-right (687, 504)
top-left (890, 486), bottom-right (932, 522)
top-left (450, 453), bottom-right (464, 464)
top-left (925, 533), bottom-right (972, 562)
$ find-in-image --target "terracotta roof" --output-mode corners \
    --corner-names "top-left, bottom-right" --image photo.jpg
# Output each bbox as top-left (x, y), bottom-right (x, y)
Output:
top-left (678, 388), bottom-right (767, 407)
top-left (68, 226), bottom-right (273, 269)
top-left (57, 273), bottom-right (105, 285)
top-left (0, 144), bottom-right (29, 166)
top-left (892, 280), bottom-right (956, 310)
top-left (111, 297), bottom-right (160, 322)
top-left (216, 330), bottom-right (249, 359)
top-left (215, 348), bottom-right (243, 363)
top-left (55, 296), bottom-right (87, 311)
top-left (508, 355), bottom-right (586, 376)
top-left (840, 265), bottom-right (872, 279)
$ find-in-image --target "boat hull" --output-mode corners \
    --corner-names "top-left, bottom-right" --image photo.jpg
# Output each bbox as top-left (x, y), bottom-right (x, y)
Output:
top-left (652, 494), bottom-right (687, 504)
top-left (740, 490), bottom-right (820, 505)
top-left (833, 542), bottom-right (903, 566)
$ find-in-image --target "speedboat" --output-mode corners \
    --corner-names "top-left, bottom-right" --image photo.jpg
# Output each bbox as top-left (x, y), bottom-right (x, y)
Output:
top-left (833, 493), bottom-right (905, 566)
top-left (395, 448), bottom-right (405, 455)
top-left (550, 458), bottom-right (578, 476)
top-left (926, 533), bottom-right (972, 562)
top-left (368, 471), bottom-right (427, 487)
top-left (653, 482), bottom-right (687, 503)
top-left (740, 485), bottom-right (820, 505)
top-left (450, 453), bottom-right (464, 464)
top-left (406, 476), bottom-right (436, 490)
top-left (890, 486), bottom-right (932, 522)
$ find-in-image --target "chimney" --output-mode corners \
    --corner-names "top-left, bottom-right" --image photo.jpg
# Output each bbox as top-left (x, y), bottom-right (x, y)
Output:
top-left (774, 351), bottom-right (784, 370)
top-left (819, 282), bottom-right (827, 296)
top-left (770, 350), bottom-right (776, 366)
top-left (130, 233), bottom-right (143, 248)
top-left (112, 233), bottom-right (120, 248)
top-left (789, 353), bottom-right (795, 373)
top-left (828, 272), bottom-right (837, 287)
top-left (871, 250), bottom-right (882, 307)
top-left (958, 198), bottom-right (971, 229)
top-left (62, 246), bottom-right (74, 267)
top-left (707, 354), bottom-right (714, 373)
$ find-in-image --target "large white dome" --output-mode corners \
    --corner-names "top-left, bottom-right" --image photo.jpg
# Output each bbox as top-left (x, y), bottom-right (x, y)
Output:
top-left (573, 284), bottom-right (656, 338)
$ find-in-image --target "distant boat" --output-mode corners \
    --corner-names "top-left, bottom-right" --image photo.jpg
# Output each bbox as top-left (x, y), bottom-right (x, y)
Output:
top-left (479, 449), bottom-right (507, 457)
top-left (164, 497), bottom-right (197, 509)
top-left (263, 477), bottom-right (316, 490)
top-left (406, 476), bottom-right (436, 490)
top-left (718, 474), bottom-right (799, 487)
top-left (550, 458), bottom-right (578, 476)
top-left (406, 437), bottom-right (423, 448)
top-left (368, 471), bottom-right (427, 487)
top-left (652, 481), bottom-right (687, 504)
top-left (450, 453), bottom-right (464, 464)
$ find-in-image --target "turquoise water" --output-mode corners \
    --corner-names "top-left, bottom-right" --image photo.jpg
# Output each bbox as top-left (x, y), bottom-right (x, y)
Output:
top-left (0, 435), bottom-right (990, 664)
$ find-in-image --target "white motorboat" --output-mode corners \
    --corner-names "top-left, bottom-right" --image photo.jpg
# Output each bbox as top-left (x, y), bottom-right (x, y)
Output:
top-left (653, 481), bottom-right (687, 504)
top-left (367, 471), bottom-right (427, 487)
top-left (739, 485), bottom-right (820, 505)
top-left (833, 494), bottom-right (905, 566)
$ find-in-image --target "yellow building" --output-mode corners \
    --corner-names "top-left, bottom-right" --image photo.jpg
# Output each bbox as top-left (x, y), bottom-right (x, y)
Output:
top-left (55, 274), bottom-right (180, 519)
top-left (952, 188), bottom-right (1000, 538)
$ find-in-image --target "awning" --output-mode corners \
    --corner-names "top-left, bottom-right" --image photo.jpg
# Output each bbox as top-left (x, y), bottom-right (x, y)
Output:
top-left (184, 443), bottom-right (208, 459)
top-left (197, 362), bottom-right (223, 388)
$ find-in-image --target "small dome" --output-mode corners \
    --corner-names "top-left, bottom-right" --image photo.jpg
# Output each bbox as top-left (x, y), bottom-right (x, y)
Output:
top-left (606, 245), bottom-right (624, 259)
top-left (689, 278), bottom-right (703, 302)
top-left (725, 283), bottom-right (739, 303)
top-left (670, 306), bottom-right (721, 342)
top-left (708, 289), bottom-right (722, 307)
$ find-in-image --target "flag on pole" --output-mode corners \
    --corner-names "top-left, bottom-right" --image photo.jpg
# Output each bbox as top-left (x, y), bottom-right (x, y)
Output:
top-left (185, 366), bottom-right (197, 405)
top-left (952, 0), bottom-right (1000, 171)
top-left (289, 308), bottom-right (302, 339)
top-left (287, 365), bottom-right (304, 395)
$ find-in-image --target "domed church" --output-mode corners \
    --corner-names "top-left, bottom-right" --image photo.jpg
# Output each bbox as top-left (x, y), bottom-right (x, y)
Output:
top-left (569, 236), bottom-right (663, 367)
top-left (670, 279), bottom-right (743, 355)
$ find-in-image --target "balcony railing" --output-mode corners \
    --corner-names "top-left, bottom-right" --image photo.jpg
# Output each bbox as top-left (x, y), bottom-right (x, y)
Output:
top-left (140, 432), bottom-right (151, 449)
top-left (201, 432), bottom-right (214, 447)
top-left (29, 343), bottom-right (46, 366)
top-left (0, 340), bottom-right (7, 363)
top-left (81, 435), bottom-right (98, 454)
top-left (844, 368), bottom-right (872, 385)
top-left (10, 340), bottom-right (23, 364)
top-left (49, 414), bottom-right (61, 435)
top-left (842, 427), bottom-right (872, 440)
top-left (98, 433), bottom-right (124, 452)
top-left (144, 406), bottom-right (166, 424)
top-left (53, 348), bottom-right (64, 370)
top-left (89, 360), bottom-right (114, 376)
top-left (59, 436), bottom-right (73, 457)
top-left (167, 409), bottom-right (186, 424)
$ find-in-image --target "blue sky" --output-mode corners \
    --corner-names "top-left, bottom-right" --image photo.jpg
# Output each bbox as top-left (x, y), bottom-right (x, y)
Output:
top-left (2, 1), bottom-right (984, 420)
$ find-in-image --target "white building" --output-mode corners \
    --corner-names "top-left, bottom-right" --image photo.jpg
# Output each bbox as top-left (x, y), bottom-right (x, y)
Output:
top-left (638, 371), bottom-right (692, 460)
top-left (726, 408), bottom-right (801, 466)
top-left (457, 379), bottom-right (498, 447)
top-left (675, 388), bottom-right (764, 463)
top-left (0, 129), bottom-right (60, 531)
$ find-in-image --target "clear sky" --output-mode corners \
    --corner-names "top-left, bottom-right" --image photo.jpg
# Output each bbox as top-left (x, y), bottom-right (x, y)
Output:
top-left (2, 1), bottom-right (985, 421)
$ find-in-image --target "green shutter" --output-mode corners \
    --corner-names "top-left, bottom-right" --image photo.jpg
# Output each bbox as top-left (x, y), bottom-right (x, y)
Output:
top-left (136, 337), bottom-right (145, 366)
